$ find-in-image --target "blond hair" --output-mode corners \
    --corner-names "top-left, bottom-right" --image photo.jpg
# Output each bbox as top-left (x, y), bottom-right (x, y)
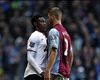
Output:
top-left (48, 7), bottom-right (62, 20)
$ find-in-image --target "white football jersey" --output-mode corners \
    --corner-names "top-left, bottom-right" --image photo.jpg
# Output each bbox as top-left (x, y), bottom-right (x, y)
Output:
top-left (24, 31), bottom-right (47, 78)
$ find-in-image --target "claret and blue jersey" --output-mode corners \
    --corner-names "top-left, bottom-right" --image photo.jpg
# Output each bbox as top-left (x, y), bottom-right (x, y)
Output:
top-left (48, 27), bottom-right (60, 74)
top-left (48, 23), bottom-right (72, 77)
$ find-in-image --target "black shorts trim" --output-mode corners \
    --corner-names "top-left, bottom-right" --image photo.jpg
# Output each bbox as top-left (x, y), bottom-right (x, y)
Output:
top-left (24, 74), bottom-right (43, 80)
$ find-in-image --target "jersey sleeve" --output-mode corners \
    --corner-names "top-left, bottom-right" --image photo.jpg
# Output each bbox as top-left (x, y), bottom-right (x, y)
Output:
top-left (48, 28), bottom-right (59, 49)
top-left (27, 34), bottom-right (43, 74)
top-left (27, 34), bottom-right (39, 52)
top-left (27, 51), bottom-right (43, 74)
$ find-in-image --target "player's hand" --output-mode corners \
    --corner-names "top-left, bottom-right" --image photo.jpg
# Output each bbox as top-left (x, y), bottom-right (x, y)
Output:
top-left (44, 70), bottom-right (50, 80)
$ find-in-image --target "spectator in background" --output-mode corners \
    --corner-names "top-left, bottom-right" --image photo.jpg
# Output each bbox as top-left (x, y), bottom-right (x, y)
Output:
top-left (4, 40), bottom-right (20, 80)
top-left (0, 43), bottom-right (4, 80)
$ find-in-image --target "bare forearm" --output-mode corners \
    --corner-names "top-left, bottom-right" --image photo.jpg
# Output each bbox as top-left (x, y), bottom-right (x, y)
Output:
top-left (68, 52), bottom-right (74, 68)
top-left (46, 48), bottom-right (57, 71)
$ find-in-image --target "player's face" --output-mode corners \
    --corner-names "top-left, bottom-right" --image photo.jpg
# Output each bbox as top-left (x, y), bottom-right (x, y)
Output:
top-left (37, 17), bottom-right (46, 32)
top-left (48, 13), bottom-right (53, 25)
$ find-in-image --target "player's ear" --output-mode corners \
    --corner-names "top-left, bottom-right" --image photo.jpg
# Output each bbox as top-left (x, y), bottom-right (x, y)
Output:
top-left (33, 22), bottom-right (37, 26)
top-left (52, 15), bottom-right (55, 20)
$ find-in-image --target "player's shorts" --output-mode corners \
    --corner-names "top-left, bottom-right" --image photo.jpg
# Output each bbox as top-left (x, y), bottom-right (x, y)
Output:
top-left (24, 74), bottom-right (43, 80)
top-left (51, 74), bottom-right (69, 80)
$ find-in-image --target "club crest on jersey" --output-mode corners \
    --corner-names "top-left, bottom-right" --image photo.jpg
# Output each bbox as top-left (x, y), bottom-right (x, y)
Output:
top-left (29, 42), bottom-right (35, 47)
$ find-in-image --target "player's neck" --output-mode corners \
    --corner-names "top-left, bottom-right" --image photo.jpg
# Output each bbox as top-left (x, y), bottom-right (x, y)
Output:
top-left (53, 20), bottom-right (62, 27)
top-left (36, 28), bottom-right (45, 34)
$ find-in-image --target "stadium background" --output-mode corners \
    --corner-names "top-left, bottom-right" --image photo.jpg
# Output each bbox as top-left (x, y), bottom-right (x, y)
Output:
top-left (0, 0), bottom-right (100, 80)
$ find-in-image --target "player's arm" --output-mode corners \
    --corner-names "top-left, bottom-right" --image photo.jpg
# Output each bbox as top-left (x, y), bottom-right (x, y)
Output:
top-left (27, 51), bottom-right (42, 74)
top-left (27, 36), bottom-right (43, 75)
top-left (45, 29), bottom-right (59, 71)
top-left (68, 45), bottom-right (74, 68)
top-left (44, 29), bottom-right (59, 80)
top-left (45, 47), bottom-right (57, 71)
top-left (44, 47), bottom-right (57, 80)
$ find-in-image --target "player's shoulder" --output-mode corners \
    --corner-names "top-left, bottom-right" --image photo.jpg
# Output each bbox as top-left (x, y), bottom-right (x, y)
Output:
top-left (29, 31), bottom-right (43, 41)
top-left (32, 31), bottom-right (44, 37)
top-left (49, 28), bottom-right (59, 35)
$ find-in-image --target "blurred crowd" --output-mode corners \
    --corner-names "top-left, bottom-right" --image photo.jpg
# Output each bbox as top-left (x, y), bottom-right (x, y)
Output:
top-left (0, 0), bottom-right (100, 80)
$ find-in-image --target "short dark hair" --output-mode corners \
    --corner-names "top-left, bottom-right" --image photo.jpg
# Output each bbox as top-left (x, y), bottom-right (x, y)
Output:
top-left (48, 7), bottom-right (63, 20)
top-left (31, 14), bottom-right (42, 30)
